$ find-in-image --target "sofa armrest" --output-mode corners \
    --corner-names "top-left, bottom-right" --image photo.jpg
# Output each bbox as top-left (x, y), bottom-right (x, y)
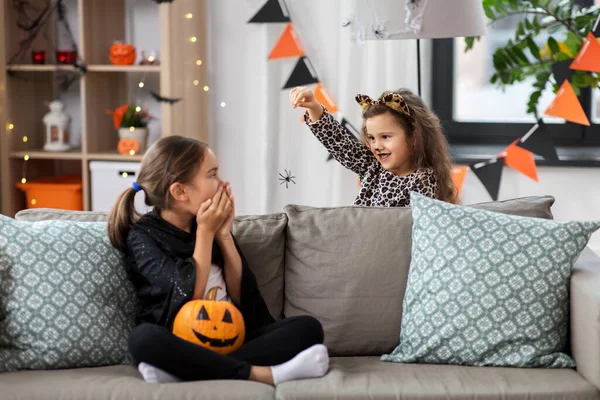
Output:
top-left (571, 247), bottom-right (600, 390)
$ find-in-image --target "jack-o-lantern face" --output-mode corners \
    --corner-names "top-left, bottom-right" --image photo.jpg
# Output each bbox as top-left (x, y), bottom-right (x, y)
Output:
top-left (118, 138), bottom-right (140, 155)
top-left (172, 288), bottom-right (245, 355)
top-left (109, 43), bottom-right (136, 66)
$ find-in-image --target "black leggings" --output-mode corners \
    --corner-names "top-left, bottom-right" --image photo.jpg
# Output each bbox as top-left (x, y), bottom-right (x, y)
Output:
top-left (128, 316), bottom-right (324, 381)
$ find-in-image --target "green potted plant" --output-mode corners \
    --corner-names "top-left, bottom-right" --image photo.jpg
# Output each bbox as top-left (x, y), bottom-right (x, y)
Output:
top-left (464, 0), bottom-right (600, 117)
top-left (115, 104), bottom-right (153, 152)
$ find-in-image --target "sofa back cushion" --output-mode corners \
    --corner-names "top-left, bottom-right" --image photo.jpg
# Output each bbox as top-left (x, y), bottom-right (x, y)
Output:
top-left (15, 208), bottom-right (287, 321)
top-left (283, 196), bottom-right (556, 356)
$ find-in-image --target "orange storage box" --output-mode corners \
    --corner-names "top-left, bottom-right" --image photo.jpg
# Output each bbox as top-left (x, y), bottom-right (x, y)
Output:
top-left (16, 175), bottom-right (83, 211)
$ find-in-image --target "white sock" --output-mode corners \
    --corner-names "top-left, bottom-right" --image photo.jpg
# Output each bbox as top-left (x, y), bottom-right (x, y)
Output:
top-left (137, 362), bottom-right (182, 384)
top-left (270, 344), bottom-right (329, 385)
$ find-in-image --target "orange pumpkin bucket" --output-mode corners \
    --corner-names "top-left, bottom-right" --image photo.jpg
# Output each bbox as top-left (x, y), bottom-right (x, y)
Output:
top-left (172, 288), bottom-right (245, 355)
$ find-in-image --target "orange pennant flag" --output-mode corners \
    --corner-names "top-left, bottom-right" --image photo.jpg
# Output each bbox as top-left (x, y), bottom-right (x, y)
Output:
top-left (269, 23), bottom-right (305, 60)
top-left (500, 140), bottom-right (538, 182)
top-left (569, 32), bottom-right (600, 73)
top-left (451, 166), bottom-right (468, 196)
top-left (544, 80), bottom-right (590, 126)
top-left (314, 83), bottom-right (339, 114)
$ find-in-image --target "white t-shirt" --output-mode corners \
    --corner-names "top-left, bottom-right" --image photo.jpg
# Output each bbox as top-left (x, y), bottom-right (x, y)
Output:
top-left (203, 264), bottom-right (231, 302)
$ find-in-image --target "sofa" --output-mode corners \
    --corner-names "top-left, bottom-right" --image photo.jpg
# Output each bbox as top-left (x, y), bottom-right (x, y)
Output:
top-left (1, 195), bottom-right (599, 400)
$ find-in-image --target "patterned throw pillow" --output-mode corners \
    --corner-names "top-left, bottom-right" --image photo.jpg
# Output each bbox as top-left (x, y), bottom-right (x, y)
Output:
top-left (382, 193), bottom-right (600, 368)
top-left (0, 215), bottom-right (137, 371)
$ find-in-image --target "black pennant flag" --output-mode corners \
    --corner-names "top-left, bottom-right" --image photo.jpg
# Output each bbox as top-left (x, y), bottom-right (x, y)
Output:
top-left (283, 57), bottom-right (319, 89)
top-left (327, 118), bottom-right (361, 161)
top-left (248, 0), bottom-right (290, 23)
top-left (551, 60), bottom-right (575, 86)
top-left (516, 119), bottom-right (559, 161)
top-left (592, 13), bottom-right (600, 37)
top-left (470, 157), bottom-right (504, 201)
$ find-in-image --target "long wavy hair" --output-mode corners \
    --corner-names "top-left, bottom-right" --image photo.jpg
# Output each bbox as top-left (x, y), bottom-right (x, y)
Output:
top-left (107, 136), bottom-right (208, 251)
top-left (360, 88), bottom-right (457, 204)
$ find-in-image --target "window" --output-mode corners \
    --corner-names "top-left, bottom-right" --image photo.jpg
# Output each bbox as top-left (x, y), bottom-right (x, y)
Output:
top-left (432, 1), bottom-right (600, 152)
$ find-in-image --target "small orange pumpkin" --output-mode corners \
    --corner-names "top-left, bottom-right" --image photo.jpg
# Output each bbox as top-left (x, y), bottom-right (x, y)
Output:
top-left (109, 43), bottom-right (136, 65)
top-left (118, 138), bottom-right (140, 155)
top-left (172, 287), bottom-right (245, 355)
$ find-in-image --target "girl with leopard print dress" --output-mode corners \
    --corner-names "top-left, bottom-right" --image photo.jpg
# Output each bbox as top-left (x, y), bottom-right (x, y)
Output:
top-left (289, 87), bottom-right (457, 207)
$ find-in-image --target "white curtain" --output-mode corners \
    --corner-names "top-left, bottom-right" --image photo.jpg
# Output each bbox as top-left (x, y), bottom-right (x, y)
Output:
top-left (208, 0), bottom-right (427, 215)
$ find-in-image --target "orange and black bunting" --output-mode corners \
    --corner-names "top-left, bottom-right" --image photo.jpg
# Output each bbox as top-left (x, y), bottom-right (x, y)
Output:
top-left (283, 57), bottom-right (318, 89)
top-left (248, 0), bottom-right (290, 23)
top-left (269, 23), bottom-right (305, 60)
top-left (515, 119), bottom-right (558, 162)
top-left (569, 32), bottom-right (600, 73)
top-left (544, 80), bottom-right (590, 126)
top-left (470, 158), bottom-right (504, 201)
top-left (501, 140), bottom-right (538, 182)
top-left (451, 166), bottom-right (468, 197)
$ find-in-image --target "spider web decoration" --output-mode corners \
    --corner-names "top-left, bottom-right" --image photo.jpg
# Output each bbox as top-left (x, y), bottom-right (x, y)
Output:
top-left (278, 169), bottom-right (296, 189)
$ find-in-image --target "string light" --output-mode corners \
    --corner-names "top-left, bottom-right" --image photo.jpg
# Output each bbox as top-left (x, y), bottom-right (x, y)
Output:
top-left (129, 126), bottom-right (135, 132)
top-left (138, 82), bottom-right (144, 88)
top-left (31, 199), bottom-right (36, 205)
top-left (7, 123), bottom-right (14, 130)
top-left (190, 36), bottom-right (197, 43)
top-left (196, 60), bottom-right (202, 66)
top-left (147, 56), bottom-right (155, 63)
top-left (22, 136), bottom-right (28, 142)
top-left (193, 80), bottom-right (199, 86)
top-left (185, 13), bottom-right (193, 19)
top-left (203, 86), bottom-right (209, 92)
top-left (21, 178), bottom-right (26, 184)
top-left (129, 150), bottom-right (136, 156)
top-left (121, 172), bottom-right (128, 178)
top-left (135, 106), bottom-right (141, 112)
top-left (23, 155), bottom-right (29, 161)
top-left (220, 102), bottom-right (226, 107)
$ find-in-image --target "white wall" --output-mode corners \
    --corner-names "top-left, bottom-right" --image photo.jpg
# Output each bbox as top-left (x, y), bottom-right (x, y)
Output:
top-left (460, 167), bottom-right (600, 255)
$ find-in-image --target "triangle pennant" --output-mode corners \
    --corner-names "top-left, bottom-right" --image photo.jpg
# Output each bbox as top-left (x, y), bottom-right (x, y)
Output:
top-left (569, 32), bottom-right (600, 73)
top-left (470, 158), bottom-right (504, 201)
top-left (451, 166), bottom-right (468, 197)
top-left (500, 140), bottom-right (538, 182)
top-left (314, 83), bottom-right (339, 114)
top-left (248, 0), bottom-right (290, 23)
top-left (327, 118), bottom-right (360, 161)
top-left (516, 119), bottom-right (559, 161)
top-left (592, 13), bottom-right (600, 38)
top-left (269, 23), bottom-right (305, 60)
top-left (552, 60), bottom-right (575, 85)
top-left (283, 57), bottom-right (318, 89)
top-left (544, 80), bottom-right (590, 126)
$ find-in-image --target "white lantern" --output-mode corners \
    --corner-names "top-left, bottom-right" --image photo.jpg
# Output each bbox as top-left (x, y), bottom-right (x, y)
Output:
top-left (43, 100), bottom-right (71, 151)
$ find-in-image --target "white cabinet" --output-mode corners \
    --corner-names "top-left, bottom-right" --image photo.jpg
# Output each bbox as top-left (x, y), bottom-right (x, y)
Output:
top-left (89, 161), bottom-right (151, 213)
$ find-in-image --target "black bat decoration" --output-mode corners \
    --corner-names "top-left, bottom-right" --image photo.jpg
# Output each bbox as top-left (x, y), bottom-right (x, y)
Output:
top-left (150, 91), bottom-right (182, 105)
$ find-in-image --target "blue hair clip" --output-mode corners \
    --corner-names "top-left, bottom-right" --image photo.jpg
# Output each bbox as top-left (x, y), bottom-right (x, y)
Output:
top-left (132, 182), bottom-right (142, 192)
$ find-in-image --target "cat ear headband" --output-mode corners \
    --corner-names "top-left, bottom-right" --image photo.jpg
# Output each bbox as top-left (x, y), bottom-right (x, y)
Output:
top-left (355, 93), bottom-right (411, 119)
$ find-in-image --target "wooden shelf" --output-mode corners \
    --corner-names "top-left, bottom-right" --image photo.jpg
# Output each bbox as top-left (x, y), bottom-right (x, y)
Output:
top-left (10, 149), bottom-right (83, 160)
top-left (7, 64), bottom-right (161, 73)
top-left (87, 151), bottom-right (144, 162)
top-left (86, 65), bottom-right (161, 73)
top-left (7, 65), bottom-right (78, 72)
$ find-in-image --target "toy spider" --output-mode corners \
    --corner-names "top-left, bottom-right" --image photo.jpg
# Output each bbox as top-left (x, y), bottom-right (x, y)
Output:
top-left (278, 169), bottom-right (296, 189)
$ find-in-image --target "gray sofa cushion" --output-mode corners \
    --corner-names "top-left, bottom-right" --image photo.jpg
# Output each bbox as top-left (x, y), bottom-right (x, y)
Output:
top-left (0, 365), bottom-right (275, 400)
top-left (284, 196), bottom-right (556, 356)
top-left (232, 214), bottom-right (287, 320)
top-left (14, 208), bottom-right (287, 322)
top-left (275, 357), bottom-right (599, 400)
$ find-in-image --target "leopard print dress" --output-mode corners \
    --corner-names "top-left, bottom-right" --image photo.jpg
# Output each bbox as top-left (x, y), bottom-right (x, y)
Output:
top-left (305, 108), bottom-right (437, 207)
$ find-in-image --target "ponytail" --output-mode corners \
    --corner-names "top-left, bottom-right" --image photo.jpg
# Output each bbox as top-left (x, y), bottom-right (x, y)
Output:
top-left (107, 187), bottom-right (141, 252)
